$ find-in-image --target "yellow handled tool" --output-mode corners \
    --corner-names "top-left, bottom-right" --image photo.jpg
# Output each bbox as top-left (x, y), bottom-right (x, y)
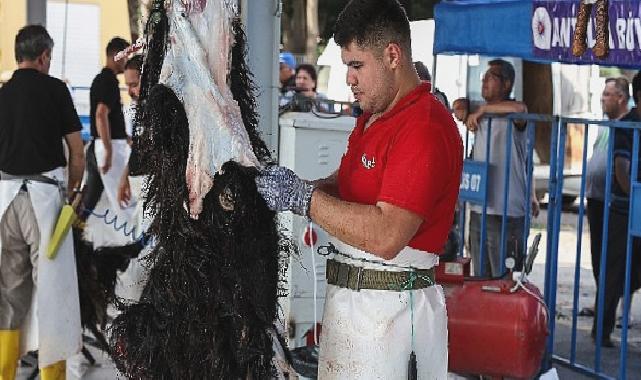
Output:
top-left (47, 192), bottom-right (81, 260)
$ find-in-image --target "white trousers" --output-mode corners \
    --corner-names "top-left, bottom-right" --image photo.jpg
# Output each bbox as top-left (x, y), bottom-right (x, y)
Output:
top-left (318, 239), bottom-right (448, 380)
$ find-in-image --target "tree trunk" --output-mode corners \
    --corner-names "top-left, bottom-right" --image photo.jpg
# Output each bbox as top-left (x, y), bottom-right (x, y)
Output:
top-left (127, 0), bottom-right (141, 42)
top-left (523, 61), bottom-right (552, 164)
top-left (283, 0), bottom-right (306, 55)
top-left (305, 0), bottom-right (319, 63)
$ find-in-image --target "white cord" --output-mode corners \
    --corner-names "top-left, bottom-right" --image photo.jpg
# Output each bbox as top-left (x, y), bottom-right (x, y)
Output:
top-left (309, 220), bottom-right (319, 346)
top-left (511, 277), bottom-right (547, 310)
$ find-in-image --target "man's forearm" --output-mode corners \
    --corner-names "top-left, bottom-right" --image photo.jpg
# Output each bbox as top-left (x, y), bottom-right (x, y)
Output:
top-left (68, 154), bottom-right (85, 192)
top-left (482, 101), bottom-right (527, 114)
top-left (96, 114), bottom-right (112, 150)
top-left (483, 101), bottom-right (528, 130)
top-left (308, 191), bottom-right (417, 259)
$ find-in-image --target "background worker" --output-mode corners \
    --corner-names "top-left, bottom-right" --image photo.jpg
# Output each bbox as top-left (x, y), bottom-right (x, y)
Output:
top-left (81, 37), bottom-right (130, 220)
top-left (453, 59), bottom-right (539, 277)
top-left (0, 24), bottom-right (85, 379)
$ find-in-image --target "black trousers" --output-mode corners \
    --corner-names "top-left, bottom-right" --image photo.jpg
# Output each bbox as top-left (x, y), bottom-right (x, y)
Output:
top-left (592, 210), bottom-right (641, 338)
top-left (587, 198), bottom-right (605, 283)
top-left (81, 141), bottom-right (104, 220)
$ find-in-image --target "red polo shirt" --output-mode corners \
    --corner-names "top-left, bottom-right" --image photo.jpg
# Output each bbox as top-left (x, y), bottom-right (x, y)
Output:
top-left (338, 82), bottom-right (463, 253)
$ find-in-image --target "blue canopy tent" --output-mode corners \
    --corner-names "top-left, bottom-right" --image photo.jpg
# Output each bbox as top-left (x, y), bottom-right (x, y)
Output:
top-left (434, 0), bottom-right (641, 69)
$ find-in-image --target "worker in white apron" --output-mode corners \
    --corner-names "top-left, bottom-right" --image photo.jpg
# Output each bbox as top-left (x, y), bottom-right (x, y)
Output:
top-left (80, 37), bottom-right (131, 225)
top-left (255, 1), bottom-right (463, 378)
top-left (0, 25), bottom-right (84, 380)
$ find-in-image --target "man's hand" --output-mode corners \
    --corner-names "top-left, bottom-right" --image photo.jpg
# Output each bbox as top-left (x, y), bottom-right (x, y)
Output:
top-left (452, 98), bottom-right (469, 123)
top-left (465, 105), bottom-right (485, 132)
top-left (101, 150), bottom-right (112, 174)
top-left (255, 166), bottom-right (315, 216)
top-left (531, 198), bottom-right (540, 218)
top-left (118, 171), bottom-right (131, 208)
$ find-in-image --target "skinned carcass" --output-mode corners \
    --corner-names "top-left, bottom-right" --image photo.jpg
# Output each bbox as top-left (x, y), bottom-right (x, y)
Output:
top-left (109, 0), bottom-right (292, 378)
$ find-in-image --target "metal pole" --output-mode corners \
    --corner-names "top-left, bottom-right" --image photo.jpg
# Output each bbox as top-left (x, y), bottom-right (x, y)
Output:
top-left (61, 0), bottom-right (69, 80)
top-left (27, 0), bottom-right (47, 25)
top-left (619, 127), bottom-right (640, 379)
top-left (594, 125), bottom-right (615, 373)
top-left (570, 122), bottom-right (590, 364)
top-left (499, 117), bottom-right (514, 275)
top-left (241, 0), bottom-right (281, 159)
top-left (431, 54), bottom-right (437, 93)
top-left (546, 117), bottom-right (567, 370)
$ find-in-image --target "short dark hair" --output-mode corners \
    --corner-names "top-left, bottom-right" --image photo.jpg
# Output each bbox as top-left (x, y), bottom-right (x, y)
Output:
top-left (334, 0), bottom-right (411, 59)
top-left (632, 71), bottom-right (641, 105)
top-left (488, 58), bottom-right (516, 97)
top-left (125, 55), bottom-right (143, 72)
top-left (14, 25), bottom-right (54, 63)
top-left (106, 37), bottom-right (129, 57)
top-left (414, 61), bottom-right (431, 81)
top-left (605, 77), bottom-right (631, 102)
top-left (295, 64), bottom-right (318, 91)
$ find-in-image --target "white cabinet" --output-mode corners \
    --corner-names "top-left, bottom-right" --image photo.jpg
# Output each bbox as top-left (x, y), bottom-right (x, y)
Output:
top-left (278, 112), bottom-right (354, 348)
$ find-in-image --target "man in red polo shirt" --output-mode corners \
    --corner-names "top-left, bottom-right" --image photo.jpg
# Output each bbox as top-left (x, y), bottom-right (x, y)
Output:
top-left (256, 0), bottom-right (462, 377)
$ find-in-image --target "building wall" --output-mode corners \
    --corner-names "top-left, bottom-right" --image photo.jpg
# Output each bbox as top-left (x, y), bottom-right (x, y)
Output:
top-left (0, 0), bottom-right (130, 82)
top-left (47, 0), bottom-right (130, 67)
top-left (0, 0), bottom-right (28, 81)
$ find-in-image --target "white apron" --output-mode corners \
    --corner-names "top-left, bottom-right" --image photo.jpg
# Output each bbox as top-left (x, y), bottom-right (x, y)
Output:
top-left (0, 168), bottom-right (82, 368)
top-left (317, 238), bottom-right (448, 380)
top-left (84, 140), bottom-right (136, 247)
top-left (114, 175), bottom-right (153, 302)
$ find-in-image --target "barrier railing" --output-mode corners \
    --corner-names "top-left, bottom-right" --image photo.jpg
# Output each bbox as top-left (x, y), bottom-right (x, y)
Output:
top-left (459, 112), bottom-right (641, 379)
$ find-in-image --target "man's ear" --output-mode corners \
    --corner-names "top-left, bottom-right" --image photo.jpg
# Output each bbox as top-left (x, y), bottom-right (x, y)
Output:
top-left (503, 80), bottom-right (513, 97)
top-left (37, 49), bottom-right (50, 66)
top-left (385, 43), bottom-right (402, 69)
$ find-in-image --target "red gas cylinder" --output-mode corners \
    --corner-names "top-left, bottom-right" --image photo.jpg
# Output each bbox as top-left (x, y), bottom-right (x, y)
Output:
top-left (443, 277), bottom-right (549, 379)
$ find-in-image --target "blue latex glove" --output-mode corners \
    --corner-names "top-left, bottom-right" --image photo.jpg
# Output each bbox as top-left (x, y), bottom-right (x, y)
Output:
top-left (255, 166), bottom-right (315, 216)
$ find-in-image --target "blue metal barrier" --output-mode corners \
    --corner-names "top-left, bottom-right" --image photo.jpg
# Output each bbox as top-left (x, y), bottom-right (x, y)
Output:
top-left (457, 112), bottom-right (641, 379)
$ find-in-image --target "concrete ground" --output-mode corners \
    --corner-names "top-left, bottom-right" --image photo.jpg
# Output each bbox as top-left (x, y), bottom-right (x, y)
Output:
top-left (16, 345), bottom-right (119, 379)
top-left (16, 207), bottom-right (641, 379)
top-left (527, 207), bottom-right (641, 380)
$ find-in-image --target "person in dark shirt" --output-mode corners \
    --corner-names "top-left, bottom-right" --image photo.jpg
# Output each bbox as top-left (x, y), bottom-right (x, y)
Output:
top-left (81, 37), bottom-right (130, 219)
top-left (0, 24), bottom-right (85, 378)
top-left (593, 71), bottom-right (641, 347)
top-left (414, 61), bottom-right (450, 110)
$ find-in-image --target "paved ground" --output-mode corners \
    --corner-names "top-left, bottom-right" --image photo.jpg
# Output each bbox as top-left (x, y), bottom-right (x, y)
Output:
top-left (527, 207), bottom-right (641, 380)
top-left (15, 207), bottom-right (641, 379)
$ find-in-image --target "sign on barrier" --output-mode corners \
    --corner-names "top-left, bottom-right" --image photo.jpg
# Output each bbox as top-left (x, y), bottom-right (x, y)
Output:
top-left (459, 160), bottom-right (488, 205)
top-left (631, 183), bottom-right (641, 238)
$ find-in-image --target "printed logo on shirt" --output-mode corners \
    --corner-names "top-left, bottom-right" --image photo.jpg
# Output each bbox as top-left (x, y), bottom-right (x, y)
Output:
top-left (361, 153), bottom-right (376, 170)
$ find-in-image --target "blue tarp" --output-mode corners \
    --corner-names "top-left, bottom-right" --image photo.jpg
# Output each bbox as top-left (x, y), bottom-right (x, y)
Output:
top-left (434, 0), bottom-right (534, 59)
top-left (434, 0), bottom-right (641, 68)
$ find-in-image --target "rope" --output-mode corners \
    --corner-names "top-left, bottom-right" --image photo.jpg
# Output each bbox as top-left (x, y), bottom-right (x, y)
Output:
top-left (393, 271), bottom-right (435, 352)
top-left (317, 242), bottom-right (429, 272)
top-left (81, 207), bottom-right (151, 247)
